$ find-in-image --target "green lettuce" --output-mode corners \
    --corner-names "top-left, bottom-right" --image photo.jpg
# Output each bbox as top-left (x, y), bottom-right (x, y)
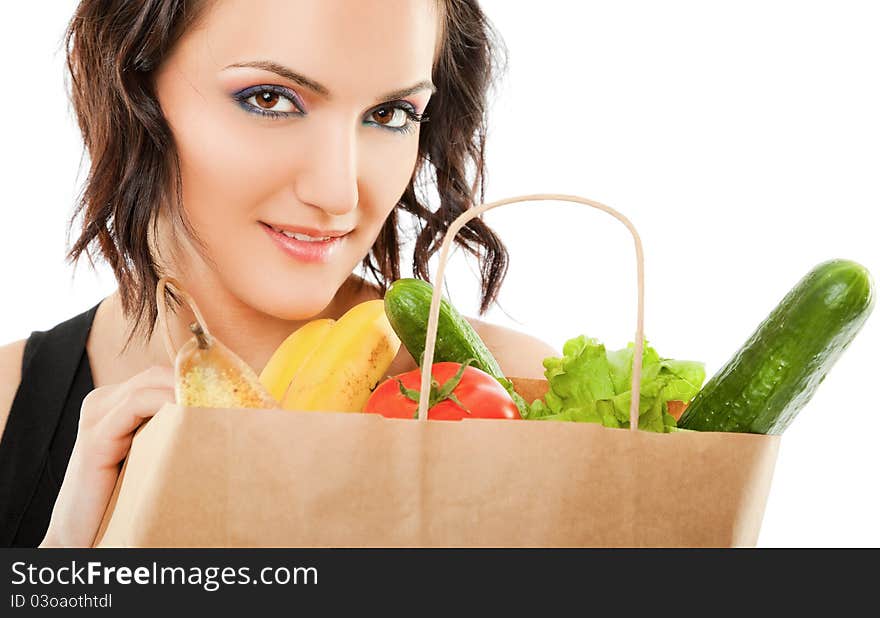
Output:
top-left (525, 336), bottom-right (705, 433)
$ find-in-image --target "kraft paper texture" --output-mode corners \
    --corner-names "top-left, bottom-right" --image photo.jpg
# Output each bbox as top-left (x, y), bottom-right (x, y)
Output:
top-left (94, 378), bottom-right (780, 548)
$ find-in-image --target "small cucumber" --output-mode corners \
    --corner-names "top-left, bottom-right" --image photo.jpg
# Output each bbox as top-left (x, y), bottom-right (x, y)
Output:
top-left (384, 278), bottom-right (527, 415)
top-left (678, 259), bottom-right (874, 434)
top-left (384, 278), bottom-right (505, 375)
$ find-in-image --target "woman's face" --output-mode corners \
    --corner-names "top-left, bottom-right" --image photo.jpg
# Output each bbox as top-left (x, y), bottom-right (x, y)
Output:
top-left (155, 0), bottom-right (439, 319)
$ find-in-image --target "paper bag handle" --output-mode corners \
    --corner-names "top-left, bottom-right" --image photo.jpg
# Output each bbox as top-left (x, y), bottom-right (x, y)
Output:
top-left (156, 276), bottom-right (212, 364)
top-left (417, 193), bottom-right (645, 431)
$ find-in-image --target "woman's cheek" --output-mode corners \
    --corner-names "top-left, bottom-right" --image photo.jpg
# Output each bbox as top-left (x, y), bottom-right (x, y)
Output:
top-left (359, 132), bottom-right (421, 229)
top-left (174, 113), bottom-right (287, 228)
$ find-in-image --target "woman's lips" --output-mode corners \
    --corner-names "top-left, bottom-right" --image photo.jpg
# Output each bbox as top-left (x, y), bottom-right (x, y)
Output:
top-left (260, 222), bottom-right (348, 264)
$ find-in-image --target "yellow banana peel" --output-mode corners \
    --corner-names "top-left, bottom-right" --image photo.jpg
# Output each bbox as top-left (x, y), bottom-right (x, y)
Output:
top-left (259, 318), bottom-right (335, 401)
top-left (282, 299), bottom-right (401, 412)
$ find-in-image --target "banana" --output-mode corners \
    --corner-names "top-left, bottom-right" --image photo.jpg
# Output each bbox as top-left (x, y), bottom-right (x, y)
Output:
top-left (259, 318), bottom-right (335, 401)
top-left (176, 323), bottom-right (278, 409)
top-left (282, 299), bottom-right (401, 412)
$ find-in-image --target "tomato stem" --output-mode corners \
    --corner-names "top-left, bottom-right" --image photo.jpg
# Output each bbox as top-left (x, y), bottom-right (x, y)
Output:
top-left (397, 359), bottom-right (477, 416)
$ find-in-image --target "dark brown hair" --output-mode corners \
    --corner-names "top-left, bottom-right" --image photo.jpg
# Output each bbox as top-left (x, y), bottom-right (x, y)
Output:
top-left (65, 0), bottom-right (509, 340)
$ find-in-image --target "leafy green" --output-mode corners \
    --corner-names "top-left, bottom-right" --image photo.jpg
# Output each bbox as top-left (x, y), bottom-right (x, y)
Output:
top-left (524, 336), bottom-right (705, 433)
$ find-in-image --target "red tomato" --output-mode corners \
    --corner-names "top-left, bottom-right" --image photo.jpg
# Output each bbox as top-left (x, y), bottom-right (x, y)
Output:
top-left (363, 362), bottom-right (521, 421)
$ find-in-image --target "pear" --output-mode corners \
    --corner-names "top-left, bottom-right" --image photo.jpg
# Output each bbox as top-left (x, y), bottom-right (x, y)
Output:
top-left (156, 276), bottom-right (279, 409)
top-left (175, 322), bottom-right (279, 409)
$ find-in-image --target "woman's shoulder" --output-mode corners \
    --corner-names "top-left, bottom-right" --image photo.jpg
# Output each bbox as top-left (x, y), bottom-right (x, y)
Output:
top-left (0, 339), bottom-right (27, 441)
top-left (464, 317), bottom-right (558, 380)
top-left (384, 317), bottom-right (556, 380)
top-left (350, 275), bottom-right (558, 379)
top-left (0, 303), bottom-right (101, 441)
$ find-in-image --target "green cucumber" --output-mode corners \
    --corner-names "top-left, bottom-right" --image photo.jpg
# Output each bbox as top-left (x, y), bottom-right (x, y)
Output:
top-left (384, 278), bottom-right (528, 415)
top-left (678, 259), bottom-right (874, 434)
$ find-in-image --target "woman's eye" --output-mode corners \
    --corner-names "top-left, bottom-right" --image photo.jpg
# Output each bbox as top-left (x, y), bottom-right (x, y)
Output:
top-left (234, 85), bottom-right (302, 118)
top-left (234, 87), bottom-right (422, 131)
top-left (245, 89), bottom-right (298, 113)
top-left (368, 106), bottom-right (410, 129)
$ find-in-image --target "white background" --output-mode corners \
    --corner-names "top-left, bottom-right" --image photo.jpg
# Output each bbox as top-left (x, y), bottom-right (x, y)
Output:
top-left (1, 1), bottom-right (877, 547)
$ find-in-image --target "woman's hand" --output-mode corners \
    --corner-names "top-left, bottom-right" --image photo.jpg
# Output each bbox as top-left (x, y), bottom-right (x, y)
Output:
top-left (40, 366), bottom-right (175, 548)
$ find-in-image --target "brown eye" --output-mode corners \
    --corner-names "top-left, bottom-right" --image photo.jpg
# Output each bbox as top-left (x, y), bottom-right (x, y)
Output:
top-left (244, 89), bottom-right (298, 113)
top-left (256, 91), bottom-right (279, 109)
top-left (369, 106), bottom-right (408, 129)
top-left (372, 106), bottom-right (392, 124)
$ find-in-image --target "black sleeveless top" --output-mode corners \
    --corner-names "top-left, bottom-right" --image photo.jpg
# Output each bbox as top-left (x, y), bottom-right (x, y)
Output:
top-left (0, 304), bottom-right (100, 547)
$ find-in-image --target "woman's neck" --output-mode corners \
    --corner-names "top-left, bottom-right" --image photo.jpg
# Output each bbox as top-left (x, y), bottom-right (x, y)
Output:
top-left (161, 273), bottom-right (371, 372)
top-left (87, 273), bottom-right (377, 389)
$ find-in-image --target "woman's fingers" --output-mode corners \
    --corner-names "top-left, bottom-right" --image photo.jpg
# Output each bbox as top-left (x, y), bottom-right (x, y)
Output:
top-left (79, 366), bottom-right (174, 429)
top-left (77, 367), bottom-right (176, 469)
top-left (84, 387), bottom-right (174, 469)
top-left (42, 366), bottom-right (177, 547)
top-left (98, 386), bottom-right (175, 439)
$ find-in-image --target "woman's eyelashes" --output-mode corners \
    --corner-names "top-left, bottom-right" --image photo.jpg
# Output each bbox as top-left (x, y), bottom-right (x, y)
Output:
top-left (232, 85), bottom-right (425, 133)
top-left (366, 103), bottom-right (425, 135)
top-left (233, 84), bottom-right (304, 119)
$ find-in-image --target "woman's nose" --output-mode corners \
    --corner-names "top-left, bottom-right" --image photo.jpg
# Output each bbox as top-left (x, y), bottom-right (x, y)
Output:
top-left (293, 123), bottom-right (360, 217)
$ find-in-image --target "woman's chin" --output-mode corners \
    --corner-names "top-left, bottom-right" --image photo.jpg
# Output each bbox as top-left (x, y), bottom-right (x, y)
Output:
top-left (233, 279), bottom-right (342, 322)
top-left (215, 251), bottom-right (362, 321)
top-left (241, 287), bottom-right (336, 322)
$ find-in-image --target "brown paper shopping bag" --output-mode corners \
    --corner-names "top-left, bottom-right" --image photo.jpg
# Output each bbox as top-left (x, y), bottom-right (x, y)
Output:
top-left (94, 194), bottom-right (781, 548)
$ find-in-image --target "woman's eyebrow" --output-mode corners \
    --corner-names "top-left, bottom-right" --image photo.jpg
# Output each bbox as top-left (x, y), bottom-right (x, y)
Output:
top-left (224, 60), bottom-right (435, 102)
